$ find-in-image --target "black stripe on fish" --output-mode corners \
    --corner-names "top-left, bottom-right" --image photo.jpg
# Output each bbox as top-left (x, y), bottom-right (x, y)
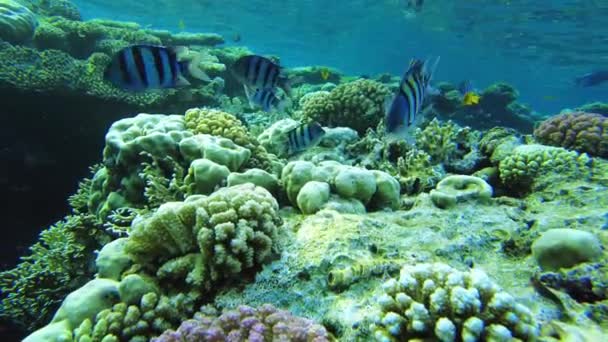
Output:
top-left (118, 49), bottom-right (131, 84)
top-left (152, 47), bottom-right (165, 85)
top-left (262, 61), bottom-right (273, 88)
top-left (252, 57), bottom-right (263, 85)
top-left (168, 49), bottom-right (177, 83)
top-left (402, 77), bottom-right (417, 125)
top-left (132, 46), bottom-right (148, 87)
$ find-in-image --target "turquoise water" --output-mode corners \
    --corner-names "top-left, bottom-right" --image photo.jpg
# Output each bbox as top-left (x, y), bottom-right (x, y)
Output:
top-left (1, 1), bottom-right (608, 341)
top-left (74, 0), bottom-right (608, 115)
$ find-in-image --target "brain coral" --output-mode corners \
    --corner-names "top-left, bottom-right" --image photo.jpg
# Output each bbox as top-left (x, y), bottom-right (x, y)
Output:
top-left (126, 183), bottom-right (282, 288)
top-left (370, 263), bottom-right (538, 341)
top-left (534, 112), bottom-right (608, 158)
top-left (301, 79), bottom-right (391, 134)
top-left (153, 304), bottom-right (332, 342)
top-left (0, 0), bottom-right (37, 43)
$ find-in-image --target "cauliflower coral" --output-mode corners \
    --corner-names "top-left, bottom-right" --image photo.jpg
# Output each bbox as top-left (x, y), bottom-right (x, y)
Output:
top-left (370, 263), bottom-right (538, 341)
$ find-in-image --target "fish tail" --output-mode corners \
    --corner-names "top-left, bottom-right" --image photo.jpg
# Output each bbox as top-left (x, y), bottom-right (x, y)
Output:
top-left (424, 56), bottom-right (440, 82)
top-left (174, 46), bottom-right (211, 82)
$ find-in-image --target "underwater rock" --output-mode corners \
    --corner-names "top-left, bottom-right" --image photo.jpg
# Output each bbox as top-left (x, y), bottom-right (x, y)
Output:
top-left (180, 134), bottom-right (251, 172)
top-left (288, 65), bottom-right (342, 84)
top-left (0, 0), bottom-right (37, 44)
top-left (532, 228), bottom-right (603, 271)
top-left (227, 168), bottom-right (280, 195)
top-left (576, 102), bottom-right (608, 116)
top-left (534, 112), bottom-right (608, 158)
top-left (430, 175), bottom-right (493, 209)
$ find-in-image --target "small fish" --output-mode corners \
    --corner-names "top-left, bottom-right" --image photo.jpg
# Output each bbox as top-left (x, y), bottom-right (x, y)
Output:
top-left (574, 70), bottom-right (608, 87)
top-left (385, 57), bottom-right (440, 133)
top-left (231, 55), bottom-right (291, 96)
top-left (286, 121), bottom-right (326, 155)
top-left (320, 68), bottom-right (330, 81)
top-left (178, 19), bottom-right (186, 31)
top-left (251, 87), bottom-right (289, 112)
top-left (462, 92), bottom-right (480, 106)
top-left (232, 32), bottom-right (241, 42)
top-left (104, 45), bottom-right (210, 91)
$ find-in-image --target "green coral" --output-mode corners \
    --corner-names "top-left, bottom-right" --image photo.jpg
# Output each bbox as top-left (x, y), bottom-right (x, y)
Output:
top-left (498, 144), bottom-right (592, 191)
top-left (370, 263), bottom-right (538, 341)
top-left (183, 107), bottom-right (278, 173)
top-left (72, 292), bottom-right (194, 342)
top-left (301, 79), bottom-right (391, 134)
top-left (125, 184), bottom-right (282, 292)
top-left (396, 150), bottom-right (445, 195)
top-left (0, 0), bottom-right (37, 44)
top-left (415, 118), bottom-right (481, 172)
top-left (0, 214), bottom-right (109, 331)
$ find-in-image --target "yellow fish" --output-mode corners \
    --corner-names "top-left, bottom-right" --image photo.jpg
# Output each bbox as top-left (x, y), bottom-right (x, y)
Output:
top-left (178, 19), bottom-right (186, 31)
top-left (462, 92), bottom-right (480, 106)
top-left (320, 68), bottom-right (330, 81)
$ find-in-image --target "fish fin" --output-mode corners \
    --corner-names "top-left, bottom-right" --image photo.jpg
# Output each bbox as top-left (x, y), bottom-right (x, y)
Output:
top-left (185, 54), bottom-right (212, 82)
top-left (175, 75), bottom-right (191, 87)
top-left (276, 97), bottom-right (292, 112)
top-left (243, 85), bottom-right (255, 109)
top-left (173, 46), bottom-right (189, 59)
top-left (425, 84), bottom-right (440, 96)
top-left (424, 56), bottom-right (440, 82)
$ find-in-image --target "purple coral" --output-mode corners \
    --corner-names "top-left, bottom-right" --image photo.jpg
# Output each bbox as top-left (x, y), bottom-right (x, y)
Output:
top-left (534, 112), bottom-right (608, 158)
top-left (152, 304), bottom-right (332, 342)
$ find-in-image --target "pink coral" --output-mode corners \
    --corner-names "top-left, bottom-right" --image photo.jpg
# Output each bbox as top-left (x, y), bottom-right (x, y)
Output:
top-left (152, 304), bottom-right (332, 342)
top-left (534, 112), bottom-right (608, 158)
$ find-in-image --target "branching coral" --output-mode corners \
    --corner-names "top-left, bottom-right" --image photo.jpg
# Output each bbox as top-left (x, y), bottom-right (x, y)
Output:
top-left (0, 214), bottom-right (109, 331)
top-left (498, 144), bottom-right (592, 191)
top-left (153, 304), bottom-right (332, 342)
top-left (370, 263), bottom-right (538, 341)
top-left (396, 150), bottom-right (445, 195)
top-left (301, 79), bottom-right (391, 134)
top-left (73, 292), bottom-right (195, 342)
top-left (534, 112), bottom-right (608, 158)
top-left (126, 184), bottom-right (282, 291)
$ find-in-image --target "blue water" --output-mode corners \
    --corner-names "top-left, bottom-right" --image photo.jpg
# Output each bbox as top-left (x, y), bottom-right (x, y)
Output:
top-left (74, 0), bottom-right (607, 116)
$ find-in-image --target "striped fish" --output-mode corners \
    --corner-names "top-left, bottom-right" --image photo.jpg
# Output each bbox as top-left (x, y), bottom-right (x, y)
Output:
top-left (286, 121), bottom-right (326, 155)
top-left (385, 57), bottom-right (439, 133)
top-left (231, 55), bottom-right (292, 100)
top-left (251, 87), bottom-right (288, 112)
top-left (104, 45), bottom-right (209, 91)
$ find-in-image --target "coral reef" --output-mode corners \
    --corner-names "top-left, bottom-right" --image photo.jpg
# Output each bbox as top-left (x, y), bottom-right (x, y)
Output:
top-left (281, 160), bottom-right (400, 214)
top-left (370, 263), bottom-right (539, 341)
top-left (498, 144), bottom-right (592, 193)
top-left (531, 228), bottom-right (603, 271)
top-left (126, 184), bottom-right (282, 292)
top-left (430, 82), bottom-right (536, 132)
top-left (72, 292), bottom-right (195, 342)
top-left (534, 112), bottom-right (608, 158)
top-left (153, 304), bottom-right (332, 342)
top-left (0, 0), bottom-right (37, 43)
top-left (430, 175), bottom-right (493, 209)
top-left (300, 79), bottom-right (391, 134)
top-left (0, 214), bottom-right (109, 331)
top-left (184, 108), bottom-right (278, 173)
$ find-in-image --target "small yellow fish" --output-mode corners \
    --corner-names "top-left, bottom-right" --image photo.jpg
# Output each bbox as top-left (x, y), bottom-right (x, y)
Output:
top-left (320, 68), bottom-right (330, 81)
top-left (462, 92), bottom-right (480, 106)
top-left (543, 95), bottom-right (556, 101)
top-left (178, 19), bottom-right (186, 31)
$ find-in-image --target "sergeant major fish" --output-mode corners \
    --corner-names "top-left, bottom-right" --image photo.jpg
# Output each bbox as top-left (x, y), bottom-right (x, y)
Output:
top-left (104, 45), bottom-right (210, 91)
top-left (286, 121), bottom-right (326, 155)
top-left (385, 57), bottom-right (440, 133)
top-left (231, 55), bottom-right (294, 103)
top-left (251, 87), bottom-right (290, 112)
